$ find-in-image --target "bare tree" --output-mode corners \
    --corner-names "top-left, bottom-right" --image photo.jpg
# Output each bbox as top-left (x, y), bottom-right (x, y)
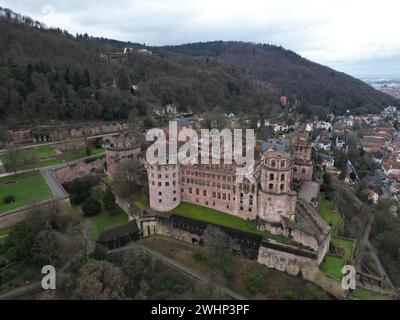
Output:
top-left (114, 158), bottom-right (146, 196)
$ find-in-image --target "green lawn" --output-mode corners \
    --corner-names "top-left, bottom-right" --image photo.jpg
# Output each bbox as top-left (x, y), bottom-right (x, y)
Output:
top-left (88, 189), bottom-right (128, 241)
top-left (165, 202), bottom-right (296, 244)
top-left (350, 287), bottom-right (391, 300)
top-left (64, 148), bottom-right (105, 161)
top-left (317, 192), bottom-right (341, 229)
top-left (319, 238), bottom-right (354, 279)
top-left (319, 256), bottom-right (344, 279)
top-left (332, 237), bottom-right (354, 261)
top-left (34, 146), bottom-right (57, 158)
top-left (0, 172), bottom-right (53, 213)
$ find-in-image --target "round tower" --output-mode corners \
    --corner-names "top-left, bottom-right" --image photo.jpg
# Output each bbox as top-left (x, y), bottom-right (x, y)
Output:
top-left (148, 163), bottom-right (181, 212)
top-left (257, 148), bottom-right (297, 226)
top-left (260, 149), bottom-right (292, 194)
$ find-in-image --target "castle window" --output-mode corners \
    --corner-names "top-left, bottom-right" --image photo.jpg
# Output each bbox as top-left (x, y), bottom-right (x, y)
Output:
top-left (271, 160), bottom-right (276, 167)
top-left (189, 188), bottom-right (193, 194)
top-left (281, 174), bottom-right (285, 181)
top-left (173, 198), bottom-right (177, 202)
top-left (173, 190), bottom-right (176, 195)
top-left (152, 181), bottom-right (155, 186)
top-left (196, 189), bottom-right (199, 195)
top-left (203, 190), bottom-right (207, 196)
top-left (294, 167), bottom-right (298, 173)
top-left (158, 182), bottom-right (162, 187)
top-left (158, 174), bottom-right (161, 178)
top-left (269, 174), bottom-right (274, 181)
top-left (302, 168), bottom-right (306, 174)
top-left (159, 199), bottom-right (162, 203)
top-left (280, 184), bottom-right (285, 191)
top-left (212, 192), bottom-right (216, 198)
top-left (158, 192), bottom-right (162, 196)
top-left (281, 160), bottom-right (285, 167)
top-left (223, 194), bottom-right (226, 200)
top-left (166, 182), bottom-right (170, 187)
top-left (269, 184), bottom-right (273, 191)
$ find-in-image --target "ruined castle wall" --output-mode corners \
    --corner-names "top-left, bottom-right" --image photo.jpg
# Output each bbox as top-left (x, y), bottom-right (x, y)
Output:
top-left (257, 245), bottom-right (318, 279)
top-left (0, 198), bottom-right (70, 229)
top-left (106, 147), bottom-right (141, 181)
top-left (53, 158), bottom-right (105, 184)
top-left (293, 163), bottom-right (313, 182)
top-left (290, 227), bottom-right (319, 252)
top-left (258, 191), bottom-right (297, 223)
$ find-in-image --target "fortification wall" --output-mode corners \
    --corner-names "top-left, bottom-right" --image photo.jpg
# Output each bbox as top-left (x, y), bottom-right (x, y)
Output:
top-left (0, 198), bottom-right (70, 229)
top-left (53, 158), bottom-right (104, 184)
top-left (257, 244), bottom-right (318, 279)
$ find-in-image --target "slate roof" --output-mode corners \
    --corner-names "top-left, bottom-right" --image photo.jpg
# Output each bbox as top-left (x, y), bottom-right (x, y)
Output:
top-left (97, 220), bottom-right (139, 243)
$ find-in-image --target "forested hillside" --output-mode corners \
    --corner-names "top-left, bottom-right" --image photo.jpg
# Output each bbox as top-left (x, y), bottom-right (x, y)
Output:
top-left (162, 41), bottom-right (399, 115)
top-left (0, 7), bottom-right (398, 124)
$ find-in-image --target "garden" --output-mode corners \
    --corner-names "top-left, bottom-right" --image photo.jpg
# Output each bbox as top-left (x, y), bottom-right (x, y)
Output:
top-left (0, 172), bottom-right (53, 213)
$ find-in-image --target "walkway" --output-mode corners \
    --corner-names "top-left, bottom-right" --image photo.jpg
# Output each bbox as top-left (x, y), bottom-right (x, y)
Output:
top-left (40, 167), bottom-right (68, 199)
top-left (110, 243), bottom-right (247, 300)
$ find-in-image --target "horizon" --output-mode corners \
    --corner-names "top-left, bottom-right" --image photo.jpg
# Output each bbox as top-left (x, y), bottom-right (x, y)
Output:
top-left (1, 0), bottom-right (400, 79)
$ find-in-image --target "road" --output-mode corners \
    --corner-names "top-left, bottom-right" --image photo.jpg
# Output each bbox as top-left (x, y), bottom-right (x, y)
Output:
top-left (110, 243), bottom-right (247, 300)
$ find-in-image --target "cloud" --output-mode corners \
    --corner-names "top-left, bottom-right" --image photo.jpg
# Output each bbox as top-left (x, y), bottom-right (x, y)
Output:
top-left (1, 0), bottom-right (400, 77)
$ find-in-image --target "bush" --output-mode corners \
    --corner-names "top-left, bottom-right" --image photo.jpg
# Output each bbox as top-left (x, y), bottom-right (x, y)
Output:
top-left (192, 251), bottom-right (206, 263)
top-left (64, 178), bottom-right (91, 205)
top-left (283, 291), bottom-right (298, 300)
top-left (22, 267), bottom-right (38, 282)
top-left (82, 197), bottom-right (102, 217)
top-left (91, 244), bottom-right (107, 260)
top-left (223, 267), bottom-right (235, 281)
top-left (246, 275), bottom-right (264, 295)
top-left (3, 195), bottom-right (16, 204)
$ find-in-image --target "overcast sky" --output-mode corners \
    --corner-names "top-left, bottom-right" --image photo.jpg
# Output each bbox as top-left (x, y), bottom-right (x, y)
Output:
top-left (1, 0), bottom-right (400, 78)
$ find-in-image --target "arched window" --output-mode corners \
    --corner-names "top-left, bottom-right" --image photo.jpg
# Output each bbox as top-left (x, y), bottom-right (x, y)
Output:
top-left (281, 174), bottom-right (285, 181)
top-left (280, 184), bottom-right (285, 191)
top-left (281, 160), bottom-right (285, 168)
top-left (294, 167), bottom-right (298, 173)
top-left (269, 173), bottom-right (274, 181)
top-left (269, 184), bottom-right (273, 191)
top-left (271, 160), bottom-right (276, 168)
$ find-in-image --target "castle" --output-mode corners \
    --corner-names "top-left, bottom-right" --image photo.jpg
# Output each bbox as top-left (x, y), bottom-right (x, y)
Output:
top-left (105, 130), bottom-right (331, 269)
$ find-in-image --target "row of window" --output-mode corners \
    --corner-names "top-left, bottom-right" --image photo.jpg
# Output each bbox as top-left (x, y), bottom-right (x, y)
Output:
top-left (150, 180), bottom-right (178, 187)
top-left (184, 170), bottom-right (236, 182)
top-left (150, 172), bottom-right (177, 179)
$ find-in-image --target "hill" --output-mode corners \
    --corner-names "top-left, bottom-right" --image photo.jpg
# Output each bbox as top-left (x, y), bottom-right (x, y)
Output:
top-left (0, 7), bottom-right (398, 125)
top-left (161, 41), bottom-right (399, 115)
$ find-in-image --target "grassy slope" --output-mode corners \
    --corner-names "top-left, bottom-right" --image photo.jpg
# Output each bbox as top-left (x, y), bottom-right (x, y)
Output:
top-left (317, 193), bottom-right (354, 279)
top-left (0, 172), bottom-right (53, 213)
top-left (317, 192), bottom-right (341, 229)
top-left (88, 189), bottom-right (128, 241)
top-left (139, 235), bottom-right (331, 300)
